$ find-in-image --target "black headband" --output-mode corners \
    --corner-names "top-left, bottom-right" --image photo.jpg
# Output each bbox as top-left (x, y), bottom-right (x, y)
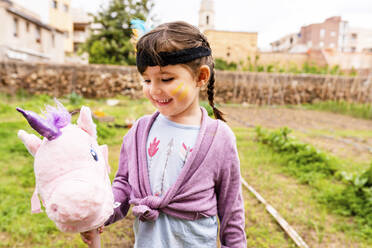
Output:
top-left (136, 46), bottom-right (211, 70)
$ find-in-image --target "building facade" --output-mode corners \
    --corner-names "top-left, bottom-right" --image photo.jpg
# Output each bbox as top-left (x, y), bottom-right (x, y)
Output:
top-left (49, 0), bottom-right (73, 54)
top-left (199, 0), bottom-right (257, 63)
top-left (270, 33), bottom-right (301, 52)
top-left (198, 0), bottom-right (215, 33)
top-left (0, 0), bottom-right (64, 62)
top-left (203, 30), bottom-right (257, 63)
top-left (344, 27), bottom-right (372, 53)
top-left (299, 16), bottom-right (348, 51)
top-left (271, 16), bottom-right (372, 55)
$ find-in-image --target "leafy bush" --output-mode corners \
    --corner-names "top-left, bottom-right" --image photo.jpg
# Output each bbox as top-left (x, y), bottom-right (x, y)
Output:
top-left (255, 126), bottom-right (372, 235)
top-left (66, 91), bottom-right (84, 106)
top-left (255, 126), bottom-right (337, 183)
top-left (215, 58), bottom-right (238, 71)
top-left (323, 163), bottom-right (372, 230)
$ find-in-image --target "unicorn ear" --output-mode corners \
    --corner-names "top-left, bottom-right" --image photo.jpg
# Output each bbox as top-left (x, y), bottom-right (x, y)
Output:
top-left (18, 130), bottom-right (42, 156)
top-left (77, 106), bottom-right (97, 139)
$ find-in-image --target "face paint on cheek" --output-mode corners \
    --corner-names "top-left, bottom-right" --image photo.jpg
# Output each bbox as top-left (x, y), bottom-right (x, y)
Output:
top-left (178, 85), bottom-right (189, 101)
top-left (170, 82), bottom-right (184, 96)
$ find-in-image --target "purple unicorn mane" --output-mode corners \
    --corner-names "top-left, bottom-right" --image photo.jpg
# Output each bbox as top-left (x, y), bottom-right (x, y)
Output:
top-left (17, 99), bottom-right (71, 140)
top-left (44, 100), bottom-right (71, 130)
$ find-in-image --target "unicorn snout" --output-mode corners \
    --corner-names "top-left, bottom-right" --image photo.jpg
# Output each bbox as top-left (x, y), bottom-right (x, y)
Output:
top-left (46, 179), bottom-right (105, 225)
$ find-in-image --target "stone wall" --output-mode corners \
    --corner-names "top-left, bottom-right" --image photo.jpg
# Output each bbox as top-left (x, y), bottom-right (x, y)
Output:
top-left (1, 61), bottom-right (371, 105)
top-left (214, 71), bottom-right (372, 105)
top-left (0, 61), bottom-right (143, 98)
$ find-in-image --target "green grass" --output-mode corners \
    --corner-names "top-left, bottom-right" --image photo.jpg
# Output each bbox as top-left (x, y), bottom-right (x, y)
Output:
top-left (300, 101), bottom-right (372, 120)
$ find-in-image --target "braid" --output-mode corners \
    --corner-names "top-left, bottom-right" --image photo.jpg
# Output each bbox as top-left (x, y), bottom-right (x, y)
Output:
top-left (207, 65), bottom-right (226, 122)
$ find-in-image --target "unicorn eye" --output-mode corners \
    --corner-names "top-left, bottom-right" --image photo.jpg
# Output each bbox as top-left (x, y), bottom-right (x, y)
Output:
top-left (90, 148), bottom-right (98, 161)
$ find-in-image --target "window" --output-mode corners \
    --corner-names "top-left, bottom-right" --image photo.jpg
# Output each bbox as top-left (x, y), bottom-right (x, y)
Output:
top-left (351, 47), bottom-right (356, 52)
top-left (13, 18), bottom-right (19, 37)
top-left (319, 41), bottom-right (324, 47)
top-left (64, 4), bottom-right (69, 12)
top-left (26, 22), bottom-right (30, 32)
top-left (320, 29), bottom-right (325, 39)
top-left (206, 15), bottom-right (209, 25)
top-left (351, 33), bottom-right (357, 40)
top-left (330, 43), bottom-right (335, 48)
top-left (52, 0), bottom-right (57, 9)
top-left (290, 37), bottom-right (293, 44)
top-left (36, 27), bottom-right (41, 43)
top-left (330, 31), bottom-right (336, 37)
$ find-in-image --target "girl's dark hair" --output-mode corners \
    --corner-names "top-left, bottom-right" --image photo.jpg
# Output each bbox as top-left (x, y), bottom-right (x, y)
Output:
top-left (136, 21), bottom-right (225, 122)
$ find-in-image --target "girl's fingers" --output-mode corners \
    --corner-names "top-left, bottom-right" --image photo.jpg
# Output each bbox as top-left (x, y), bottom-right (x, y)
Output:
top-left (80, 232), bottom-right (92, 245)
top-left (98, 226), bottom-right (104, 233)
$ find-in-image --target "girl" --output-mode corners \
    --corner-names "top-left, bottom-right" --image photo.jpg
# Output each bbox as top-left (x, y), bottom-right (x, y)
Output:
top-left (82, 21), bottom-right (246, 248)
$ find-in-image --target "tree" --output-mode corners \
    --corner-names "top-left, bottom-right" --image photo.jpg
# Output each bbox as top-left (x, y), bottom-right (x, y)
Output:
top-left (81, 0), bottom-right (154, 65)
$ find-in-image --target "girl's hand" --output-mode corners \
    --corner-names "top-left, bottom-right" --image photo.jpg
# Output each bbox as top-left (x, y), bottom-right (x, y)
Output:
top-left (80, 226), bottom-right (104, 245)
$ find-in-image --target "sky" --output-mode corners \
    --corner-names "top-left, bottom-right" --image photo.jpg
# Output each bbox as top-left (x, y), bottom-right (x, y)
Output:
top-left (14, 0), bottom-right (372, 50)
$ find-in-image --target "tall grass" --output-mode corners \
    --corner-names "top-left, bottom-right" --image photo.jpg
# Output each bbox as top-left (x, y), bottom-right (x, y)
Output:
top-left (301, 101), bottom-right (372, 120)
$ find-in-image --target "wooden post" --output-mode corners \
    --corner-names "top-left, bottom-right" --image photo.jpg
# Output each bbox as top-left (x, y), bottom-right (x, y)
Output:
top-left (240, 177), bottom-right (309, 248)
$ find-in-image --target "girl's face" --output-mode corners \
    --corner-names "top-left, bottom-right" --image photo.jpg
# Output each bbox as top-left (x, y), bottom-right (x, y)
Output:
top-left (142, 64), bottom-right (207, 125)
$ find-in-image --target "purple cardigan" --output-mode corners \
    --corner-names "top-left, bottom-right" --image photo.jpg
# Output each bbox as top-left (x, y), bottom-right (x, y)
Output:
top-left (105, 108), bottom-right (247, 248)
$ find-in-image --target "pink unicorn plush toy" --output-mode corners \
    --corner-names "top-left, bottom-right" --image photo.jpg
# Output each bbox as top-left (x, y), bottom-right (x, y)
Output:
top-left (17, 101), bottom-right (114, 246)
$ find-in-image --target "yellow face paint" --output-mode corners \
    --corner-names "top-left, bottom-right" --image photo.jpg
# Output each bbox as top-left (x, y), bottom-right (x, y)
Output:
top-left (170, 82), bottom-right (190, 101)
top-left (178, 85), bottom-right (189, 101)
top-left (170, 82), bottom-right (184, 96)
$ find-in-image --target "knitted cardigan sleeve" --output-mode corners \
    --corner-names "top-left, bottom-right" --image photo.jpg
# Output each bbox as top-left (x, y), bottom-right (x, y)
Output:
top-left (216, 125), bottom-right (247, 248)
top-left (104, 127), bottom-right (135, 226)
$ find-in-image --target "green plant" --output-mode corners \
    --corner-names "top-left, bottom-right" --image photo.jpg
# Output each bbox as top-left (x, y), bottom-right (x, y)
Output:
top-left (323, 163), bottom-right (372, 235)
top-left (66, 91), bottom-right (84, 106)
top-left (81, 0), bottom-right (153, 65)
top-left (255, 126), bottom-right (337, 183)
top-left (215, 58), bottom-right (237, 71)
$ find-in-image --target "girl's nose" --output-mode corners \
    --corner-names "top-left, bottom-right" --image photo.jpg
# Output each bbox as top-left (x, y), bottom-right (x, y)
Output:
top-left (149, 85), bottom-right (162, 95)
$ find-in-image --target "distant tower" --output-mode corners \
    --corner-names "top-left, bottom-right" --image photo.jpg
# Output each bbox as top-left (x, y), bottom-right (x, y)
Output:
top-left (198, 0), bottom-right (215, 32)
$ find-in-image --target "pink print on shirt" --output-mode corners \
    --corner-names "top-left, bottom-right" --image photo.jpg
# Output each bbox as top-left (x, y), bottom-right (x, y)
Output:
top-left (180, 142), bottom-right (193, 163)
top-left (148, 137), bottom-right (160, 169)
top-left (148, 137), bottom-right (160, 158)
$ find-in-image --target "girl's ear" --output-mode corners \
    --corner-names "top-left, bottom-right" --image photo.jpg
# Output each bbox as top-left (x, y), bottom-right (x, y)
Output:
top-left (18, 130), bottom-right (42, 156)
top-left (197, 65), bottom-right (210, 87)
top-left (77, 106), bottom-right (97, 139)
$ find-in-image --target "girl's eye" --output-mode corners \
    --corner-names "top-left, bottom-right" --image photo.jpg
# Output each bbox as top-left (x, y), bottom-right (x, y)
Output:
top-left (162, 78), bottom-right (174, 82)
top-left (90, 148), bottom-right (98, 162)
top-left (143, 79), bottom-right (151, 84)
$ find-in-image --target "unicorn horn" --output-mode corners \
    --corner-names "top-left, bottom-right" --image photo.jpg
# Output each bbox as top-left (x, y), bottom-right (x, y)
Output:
top-left (16, 108), bottom-right (60, 140)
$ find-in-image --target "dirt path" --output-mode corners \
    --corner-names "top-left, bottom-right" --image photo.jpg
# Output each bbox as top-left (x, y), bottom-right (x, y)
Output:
top-left (222, 106), bottom-right (372, 164)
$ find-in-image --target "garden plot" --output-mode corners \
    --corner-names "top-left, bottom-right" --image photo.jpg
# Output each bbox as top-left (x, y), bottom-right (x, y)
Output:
top-left (223, 106), bottom-right (372, 165)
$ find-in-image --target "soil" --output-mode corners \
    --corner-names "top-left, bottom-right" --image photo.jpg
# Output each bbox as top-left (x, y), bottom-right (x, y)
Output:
top-left (222, 106), bottom-right (372, 163)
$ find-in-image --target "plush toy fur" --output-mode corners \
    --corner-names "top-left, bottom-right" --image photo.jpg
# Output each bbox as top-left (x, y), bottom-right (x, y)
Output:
top-left (17, 103), bottom-right (114, 233)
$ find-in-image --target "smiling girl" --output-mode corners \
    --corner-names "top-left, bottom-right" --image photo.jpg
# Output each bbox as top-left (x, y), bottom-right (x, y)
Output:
top-left (81, 21), bottom-right (246, 248)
